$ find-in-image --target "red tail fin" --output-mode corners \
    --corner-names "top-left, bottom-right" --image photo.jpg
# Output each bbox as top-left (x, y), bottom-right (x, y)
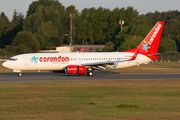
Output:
top-left (125, 21), bottom-right (164, 55)
top-left (81, 47), bottom-right (85, 52)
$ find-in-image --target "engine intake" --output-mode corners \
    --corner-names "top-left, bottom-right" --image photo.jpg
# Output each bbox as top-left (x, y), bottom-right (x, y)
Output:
top-left (65, 65), bottom-right (86, 74)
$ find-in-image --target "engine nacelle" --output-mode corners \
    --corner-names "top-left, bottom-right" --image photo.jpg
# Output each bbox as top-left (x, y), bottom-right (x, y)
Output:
top-left (65, 65), bottom-right (86, 74)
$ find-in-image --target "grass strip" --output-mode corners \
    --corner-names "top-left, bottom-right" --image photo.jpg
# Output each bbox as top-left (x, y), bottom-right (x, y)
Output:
top-left (0, 80), bottom-right (180, 119)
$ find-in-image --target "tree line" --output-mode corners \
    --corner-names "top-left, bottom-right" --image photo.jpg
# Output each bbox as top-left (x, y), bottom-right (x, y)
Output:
top-left (0, 0), bottom-right (180, 56)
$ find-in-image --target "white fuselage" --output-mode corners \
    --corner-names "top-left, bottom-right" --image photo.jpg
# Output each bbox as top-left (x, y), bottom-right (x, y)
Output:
top-left (2, 52), bottom-right (151, 71)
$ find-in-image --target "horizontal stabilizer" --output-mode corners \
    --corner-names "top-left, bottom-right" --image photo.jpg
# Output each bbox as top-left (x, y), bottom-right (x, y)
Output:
top-left (148, 51), bottom-right (177, 56)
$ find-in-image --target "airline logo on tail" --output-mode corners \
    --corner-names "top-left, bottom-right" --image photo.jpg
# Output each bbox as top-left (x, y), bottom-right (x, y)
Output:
top-left (142, 23), bottom-right (162, 52)
top-left (148, 23), bottom-right (162, 45)
top-left (143, 42), bottom-right (151, 52)
top-left (124, 21), bottom-right (164, 54)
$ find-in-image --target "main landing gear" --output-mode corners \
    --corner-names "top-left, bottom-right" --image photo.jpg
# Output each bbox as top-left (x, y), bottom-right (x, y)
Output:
top-left (87, 71), bottom-right (93, 76)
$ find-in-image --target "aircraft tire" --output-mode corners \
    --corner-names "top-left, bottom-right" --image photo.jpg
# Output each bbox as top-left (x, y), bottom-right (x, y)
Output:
top-left (18, 73), bottom-right (22, 77)
top-left (87, 71), bottom-right (93, 76)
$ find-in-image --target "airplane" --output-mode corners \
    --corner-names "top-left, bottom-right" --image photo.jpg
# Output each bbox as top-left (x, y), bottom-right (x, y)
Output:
top-left (2, 21), bottom-right (164, 77)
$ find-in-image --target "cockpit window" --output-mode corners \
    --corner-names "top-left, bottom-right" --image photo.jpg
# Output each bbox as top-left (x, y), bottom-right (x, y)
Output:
top-left (9, 58), bottom-right (17, 61)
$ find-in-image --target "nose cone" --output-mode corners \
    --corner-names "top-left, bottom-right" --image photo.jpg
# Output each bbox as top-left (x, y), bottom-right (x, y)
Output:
top-left (2, 62), bottom-right (9, 68)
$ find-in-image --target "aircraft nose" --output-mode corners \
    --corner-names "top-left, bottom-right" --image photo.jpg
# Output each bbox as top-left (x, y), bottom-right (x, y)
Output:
top-left (2, 62), bottom-right (9, 68)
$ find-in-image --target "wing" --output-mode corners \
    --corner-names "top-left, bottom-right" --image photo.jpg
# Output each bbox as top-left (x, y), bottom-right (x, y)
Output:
top-left (82, 49), bottom-right (139, 70)
top-left (82, 60), bottom-right (126, 70)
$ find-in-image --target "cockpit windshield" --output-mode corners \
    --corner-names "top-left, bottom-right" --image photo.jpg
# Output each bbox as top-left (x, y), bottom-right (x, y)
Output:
top-left (9, 58), bottom-right (17, 61)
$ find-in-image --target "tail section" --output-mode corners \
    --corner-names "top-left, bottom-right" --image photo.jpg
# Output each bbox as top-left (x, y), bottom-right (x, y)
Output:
top-left (125, 21), bottom-right (164, 55)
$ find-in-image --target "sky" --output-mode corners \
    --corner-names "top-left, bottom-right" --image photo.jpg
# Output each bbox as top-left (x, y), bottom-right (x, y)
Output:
top-left (0, 0), bottom-right (180, 21)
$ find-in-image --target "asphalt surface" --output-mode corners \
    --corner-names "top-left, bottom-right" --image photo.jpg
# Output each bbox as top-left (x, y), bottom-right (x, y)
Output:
top-left (0, 73), bottom-right (180, 82)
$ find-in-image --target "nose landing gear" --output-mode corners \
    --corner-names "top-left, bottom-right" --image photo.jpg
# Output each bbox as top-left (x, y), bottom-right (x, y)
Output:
top-left (13, 70), bottom-right (22, 77)
top-left (18, 73), bottom-right (22, 77)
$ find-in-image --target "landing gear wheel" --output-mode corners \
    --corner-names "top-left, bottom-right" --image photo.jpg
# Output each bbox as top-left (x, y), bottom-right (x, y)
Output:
top-left (87, 71), bottom-right (93, 76)
top-left (18, 73), bottom-right (22, 77)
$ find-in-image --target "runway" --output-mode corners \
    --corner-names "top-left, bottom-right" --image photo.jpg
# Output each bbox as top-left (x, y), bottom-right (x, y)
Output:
top-left (1, 73), bottom-right (180, 82)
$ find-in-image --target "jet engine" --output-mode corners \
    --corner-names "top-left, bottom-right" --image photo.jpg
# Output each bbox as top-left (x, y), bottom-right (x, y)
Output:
top-left (65, 65), bottom-right (86, 75)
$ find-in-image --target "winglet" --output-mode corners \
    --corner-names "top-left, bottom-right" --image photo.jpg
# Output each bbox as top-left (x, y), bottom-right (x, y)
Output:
top-left (128, 49), bottom-right (140, 61)
top-left (81, 47), bottom-right (85, 52)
